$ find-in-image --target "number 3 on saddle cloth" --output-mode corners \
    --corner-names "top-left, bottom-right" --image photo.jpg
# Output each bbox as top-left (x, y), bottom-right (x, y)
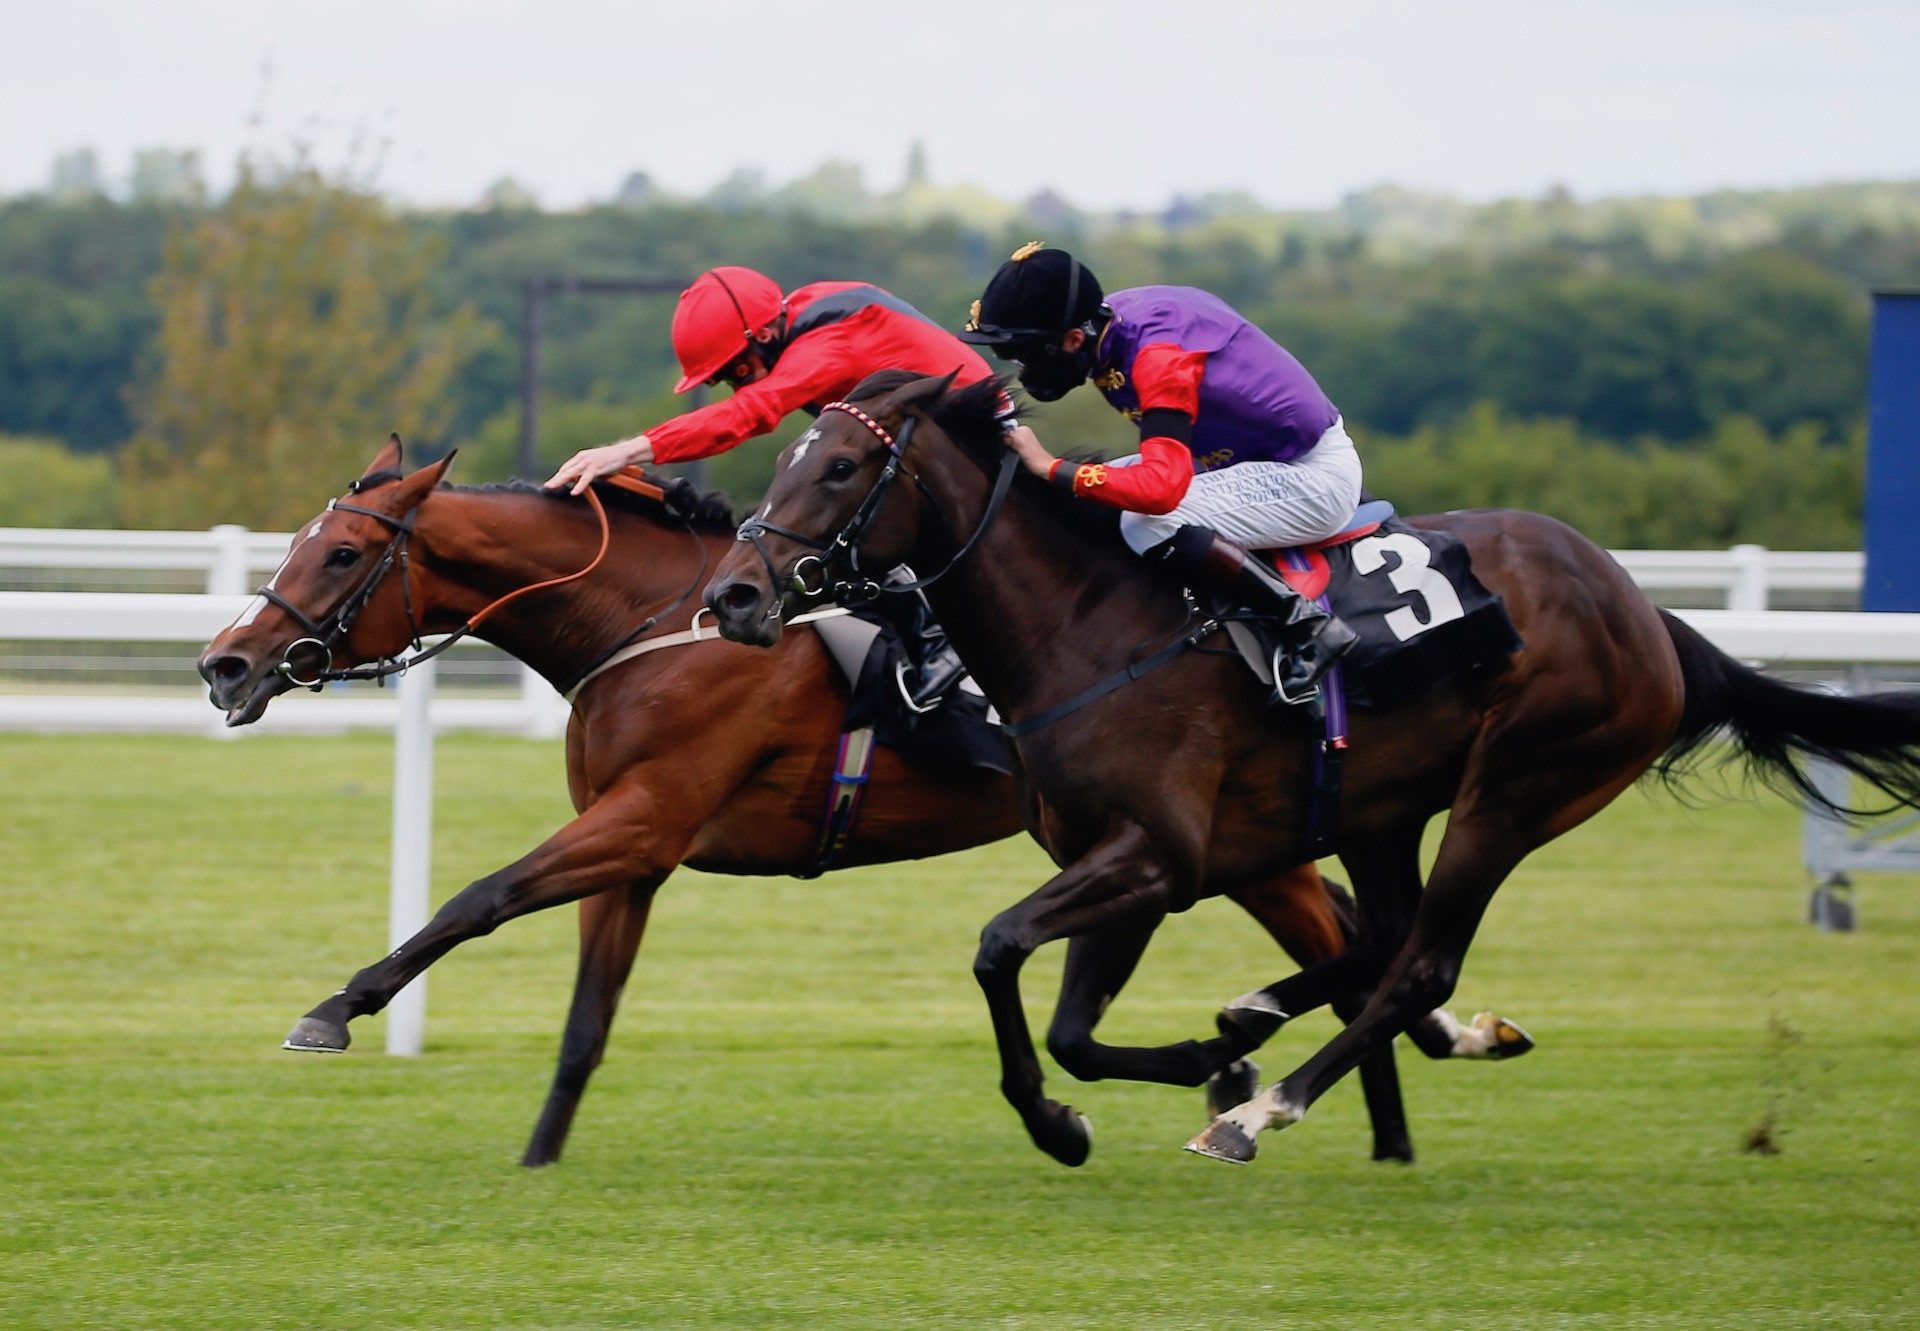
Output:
top-left (1239, 498), bottom-right (1525, 712)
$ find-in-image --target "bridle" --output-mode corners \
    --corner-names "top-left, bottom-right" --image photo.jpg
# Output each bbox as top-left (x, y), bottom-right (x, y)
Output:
top-left (260, 472), bottom-right (614, 689)
top-left (733, 400), bottom-right (1017, 606)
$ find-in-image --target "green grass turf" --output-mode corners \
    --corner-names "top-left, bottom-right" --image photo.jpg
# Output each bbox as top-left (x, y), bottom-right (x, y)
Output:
top-left (2, 732), bottom-right (1917, 1329)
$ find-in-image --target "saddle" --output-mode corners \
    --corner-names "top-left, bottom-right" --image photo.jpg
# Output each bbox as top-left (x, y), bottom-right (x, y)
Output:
top-left (813, 595), bottom-right (1014, 775)
top-left (1224, 499), bottom-right (1524, 710)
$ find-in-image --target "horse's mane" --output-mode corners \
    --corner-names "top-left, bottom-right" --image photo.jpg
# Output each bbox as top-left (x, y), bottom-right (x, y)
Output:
top-left (445, 472), bottom-right (737, 531)
top-left (845, 370), bottom-right (1125, 545)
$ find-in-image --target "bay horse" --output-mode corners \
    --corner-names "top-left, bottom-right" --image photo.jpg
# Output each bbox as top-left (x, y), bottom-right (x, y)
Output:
top-left (703, 370), bottom-right (1920, 1167)
top-left (196, 437), bottom-right (1522, 1168)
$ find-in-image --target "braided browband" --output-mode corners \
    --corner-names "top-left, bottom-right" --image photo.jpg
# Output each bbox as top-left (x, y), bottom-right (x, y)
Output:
top-left (820, 401), bottom-right (896, 449)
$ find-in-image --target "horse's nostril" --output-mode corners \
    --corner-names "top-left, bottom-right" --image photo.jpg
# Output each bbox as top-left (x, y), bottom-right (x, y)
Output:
top-left (202, 654), bottom-right (248, 687)
top-left (717, 582), bottom-right (760, 615)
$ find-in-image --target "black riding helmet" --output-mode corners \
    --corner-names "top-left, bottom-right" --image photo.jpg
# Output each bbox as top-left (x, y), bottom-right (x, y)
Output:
top-left (959, 243), bottom-right (1107, 401)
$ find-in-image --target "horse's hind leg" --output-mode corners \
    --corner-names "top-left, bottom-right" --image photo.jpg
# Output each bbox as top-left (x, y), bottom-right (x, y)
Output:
top-left (1190, 732), bottom-right (1659, 1164)
top-left (1405, 1008), bottom-right (1536, 1061)
top-left (522, 881), bottom-right (659, 1168)
top-left (1189, 815), bottom-right (1529, 1165)
top-left (1308, 877), bottom-right (1533, 1064)
top-left (1227, 867), bottom-right (1415, 1161)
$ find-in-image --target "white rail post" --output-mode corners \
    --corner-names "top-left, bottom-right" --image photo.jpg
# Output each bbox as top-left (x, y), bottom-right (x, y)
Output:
top-left (386, 659), bottom-right (436, 1056)
top-left (520, 662), bottom-right (571, 739)
top-left (1729, 543), bottom-right (1769, 612)
top-left (207, 524), bottom-right (251, 596)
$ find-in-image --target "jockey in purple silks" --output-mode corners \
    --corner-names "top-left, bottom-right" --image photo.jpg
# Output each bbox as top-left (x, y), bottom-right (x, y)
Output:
top-left (960, 243), bottom-right (1359, 700)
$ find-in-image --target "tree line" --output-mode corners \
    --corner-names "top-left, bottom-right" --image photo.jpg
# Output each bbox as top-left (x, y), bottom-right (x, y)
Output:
top-left (0, 165), bottom-right (1911, 545)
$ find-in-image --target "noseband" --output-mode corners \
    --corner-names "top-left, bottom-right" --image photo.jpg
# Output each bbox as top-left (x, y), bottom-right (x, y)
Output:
top-left (734, 400), bottom-right (1018, 606)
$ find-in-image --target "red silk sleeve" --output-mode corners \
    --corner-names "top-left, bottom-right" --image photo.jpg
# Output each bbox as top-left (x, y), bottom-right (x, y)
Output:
top-left (1043, 342), bottom-right (1207, 513)
top-left (1048, 435), bottom-right (1194, 514)
top-left (644, 335), bottom-right (852, 463)
top-left (1131, 343), bottom-right (1207, 416)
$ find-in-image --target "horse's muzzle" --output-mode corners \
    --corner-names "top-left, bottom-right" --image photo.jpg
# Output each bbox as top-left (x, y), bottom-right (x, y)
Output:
top-left (703, 574), bottom-right (787, 648)
top-left (197, 648), bottom-right (292, 726)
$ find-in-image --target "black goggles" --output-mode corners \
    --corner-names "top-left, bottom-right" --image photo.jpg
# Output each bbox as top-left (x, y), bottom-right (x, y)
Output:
top-left (985, 333), bottom-right (1059, 367)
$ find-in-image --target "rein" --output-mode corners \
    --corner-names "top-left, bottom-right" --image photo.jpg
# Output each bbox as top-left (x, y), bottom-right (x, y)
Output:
top-left (267, 479), bottom-right (619, 689)
top-left (734, 401), bottom-right (1019, 606)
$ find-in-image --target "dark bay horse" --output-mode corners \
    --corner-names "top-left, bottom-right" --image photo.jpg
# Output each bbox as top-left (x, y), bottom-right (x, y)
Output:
top-left (197, 437), bottom-right (1518, 1167)
top-left (703, 371), bottom-right (1920, 1167)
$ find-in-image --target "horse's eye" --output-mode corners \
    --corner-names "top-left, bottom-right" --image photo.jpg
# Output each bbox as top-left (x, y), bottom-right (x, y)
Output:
top-left (826, 457), bottom-right (858, 482)
top-left (326, 546), bottom-right (362, 570)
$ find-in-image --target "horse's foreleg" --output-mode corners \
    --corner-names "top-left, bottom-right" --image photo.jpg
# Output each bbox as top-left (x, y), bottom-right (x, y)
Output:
top-left (521, 882), bottom-right (659, 1168)
top-left (973, 823), bottom-right (1178, 1167)
top-left (284, 791), bottom-right (687, 1053)
top-left (1043, 920), bottom-right (1253, 1089)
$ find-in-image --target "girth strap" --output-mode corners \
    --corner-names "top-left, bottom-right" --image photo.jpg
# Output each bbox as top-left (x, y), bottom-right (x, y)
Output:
top-left (1001, 618), bottom-right (1220, 739)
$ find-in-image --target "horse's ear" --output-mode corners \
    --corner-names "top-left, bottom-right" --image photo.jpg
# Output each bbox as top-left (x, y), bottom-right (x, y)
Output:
top-left (879, 369), bottom-right (961, 421)
top-left (364, 433), bottom-right (404, 477)
top-left (390, 448), bottom-right (457, 508)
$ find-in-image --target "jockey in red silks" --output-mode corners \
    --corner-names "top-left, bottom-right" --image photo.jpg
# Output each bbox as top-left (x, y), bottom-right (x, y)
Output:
top-left (958, 243), bottom-right (1358, 701)
top-left (546, 266), bottom-right (994, 488)
top-left (546, 265), bottom-right (997, 703)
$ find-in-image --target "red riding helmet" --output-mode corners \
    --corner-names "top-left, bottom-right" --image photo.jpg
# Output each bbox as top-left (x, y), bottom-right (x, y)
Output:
top-left (670, 266), bottom-right (786, 392)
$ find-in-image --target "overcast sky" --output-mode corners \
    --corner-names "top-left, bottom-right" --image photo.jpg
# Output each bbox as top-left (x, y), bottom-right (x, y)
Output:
top-left (4, 0), bottom-right (1917, 211)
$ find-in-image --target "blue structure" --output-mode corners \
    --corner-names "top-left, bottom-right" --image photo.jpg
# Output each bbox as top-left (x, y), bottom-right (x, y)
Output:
top-left (1863, 291), bottom-right (1920, 611)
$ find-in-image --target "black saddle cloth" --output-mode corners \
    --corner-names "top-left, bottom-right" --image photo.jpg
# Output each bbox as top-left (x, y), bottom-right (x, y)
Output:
top-left (1264, 512), bottom-right (1524, 710)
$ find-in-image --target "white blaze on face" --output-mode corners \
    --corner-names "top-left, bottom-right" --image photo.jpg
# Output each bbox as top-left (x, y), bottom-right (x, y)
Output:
top-left (224, 519), bottom-right (326, 631)
top-left (789, 427), bottom-right (822, 469)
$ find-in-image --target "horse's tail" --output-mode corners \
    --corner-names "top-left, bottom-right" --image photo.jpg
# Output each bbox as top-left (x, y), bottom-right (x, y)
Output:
top-left (1656, 608), bottom-right (1920, 817)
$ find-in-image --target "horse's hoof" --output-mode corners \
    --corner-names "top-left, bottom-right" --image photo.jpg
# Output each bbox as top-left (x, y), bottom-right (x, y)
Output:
top-left (1215, 993), bottom-right (1287, 1045)
top-left (1185, 1117), bottom-right (1258, 1165)
top-left (1205, 1058), bottom-right (1262, 1118)
top-left (1372, 1139), bottom-right (1415, 1164)
top-left (1475, 1011), bottom-right (1535, 1060)
top-left (1029, 1104), bottom-right (1093, 1168)
top-left (283, 1016), bottom-right (350, 1052)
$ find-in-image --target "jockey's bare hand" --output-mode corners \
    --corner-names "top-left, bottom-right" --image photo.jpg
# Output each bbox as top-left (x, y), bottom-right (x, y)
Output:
top-left (545, 434), bottom-right (655, 496)
top-left (1004, 424), bottom-right (1057, 479)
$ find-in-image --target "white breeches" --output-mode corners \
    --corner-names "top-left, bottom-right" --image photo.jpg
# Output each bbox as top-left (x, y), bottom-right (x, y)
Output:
top-left (1116, 418), bottom-right (1364, 554)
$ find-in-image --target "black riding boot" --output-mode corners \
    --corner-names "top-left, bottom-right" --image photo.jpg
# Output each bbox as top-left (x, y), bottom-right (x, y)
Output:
top-left (878, 571), bottom-right (968, 709)
top-left (906, 636), bottom-right (968, 709)
top-left (1156, 525), bottom-right (1357, 702)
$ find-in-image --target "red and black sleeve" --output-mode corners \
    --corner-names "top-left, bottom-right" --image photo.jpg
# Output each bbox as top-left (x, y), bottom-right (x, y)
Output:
top-left (1048, 343), bottom-right (1207, 514)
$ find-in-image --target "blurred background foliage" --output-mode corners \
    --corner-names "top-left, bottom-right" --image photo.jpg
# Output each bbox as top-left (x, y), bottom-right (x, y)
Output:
top-left (1, 149), bottom-right (1913, 543)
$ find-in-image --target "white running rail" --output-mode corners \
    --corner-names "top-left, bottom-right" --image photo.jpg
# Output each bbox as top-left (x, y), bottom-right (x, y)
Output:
top-left (0, 528), bottom-right (1894, 1049)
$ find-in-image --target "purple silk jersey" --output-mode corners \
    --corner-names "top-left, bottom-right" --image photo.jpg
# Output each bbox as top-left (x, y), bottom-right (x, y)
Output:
top-left (1094, 286), bottom-right (1339, 469)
